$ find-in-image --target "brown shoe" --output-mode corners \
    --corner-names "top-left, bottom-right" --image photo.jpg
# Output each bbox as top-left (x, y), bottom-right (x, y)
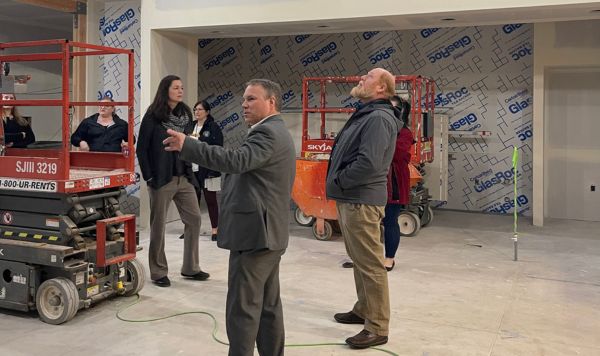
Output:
top-left (345, 329), bottom-right (388, 349)
top-left (334, 311), bottom-right (365, 324)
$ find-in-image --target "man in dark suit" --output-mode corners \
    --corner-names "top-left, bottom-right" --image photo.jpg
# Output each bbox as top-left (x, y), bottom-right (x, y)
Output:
top-left (163, 79), bottom-right (295, 356)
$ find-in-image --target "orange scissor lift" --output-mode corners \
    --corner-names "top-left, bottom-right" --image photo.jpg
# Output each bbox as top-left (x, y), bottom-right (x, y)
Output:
top-left (0, 39), bottom-right (143, 324)
top-left (292, 75), bottom-right (435, 240)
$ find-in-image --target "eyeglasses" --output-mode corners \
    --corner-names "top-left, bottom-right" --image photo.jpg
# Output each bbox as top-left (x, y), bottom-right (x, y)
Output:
top-left (194, 108), bottom-right (206, 112)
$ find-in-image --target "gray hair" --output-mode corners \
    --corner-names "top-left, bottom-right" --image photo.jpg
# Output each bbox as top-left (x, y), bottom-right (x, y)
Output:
top-left (245, 79), bottom-right (283, 111)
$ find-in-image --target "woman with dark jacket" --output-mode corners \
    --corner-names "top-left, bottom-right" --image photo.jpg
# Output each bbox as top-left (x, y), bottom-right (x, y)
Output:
top-left (136, 75), bottom-right (209, 287)
top-left (71, 96), bottom-right (132, 152)
top-left (2, 92), bottom-right (35, 148)
top-left (178, 100), bottom-right (223, 241)
top-left (382, 96), bottom-right (414, 271)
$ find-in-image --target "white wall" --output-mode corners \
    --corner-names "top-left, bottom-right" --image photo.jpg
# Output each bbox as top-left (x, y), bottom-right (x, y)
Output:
top-left (139, 0), bottom-right (600, 226)
top-left (139, 29), bottom-right (198, 122)
top-left (195, 25), bottom-right (535, 215)
top-left (533, 20), bottom-right (600, 225)
top-left (139, 0), bottom-right (600, 115)
top-left (545, 69), bottom-right (600, 221)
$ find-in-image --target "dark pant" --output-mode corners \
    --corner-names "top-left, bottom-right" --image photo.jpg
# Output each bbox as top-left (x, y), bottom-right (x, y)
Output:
top-left (196, 187), bottom-right (219, 229)
top-left (226, 249), bottom-right (285, 356)
top-left (382, 203), bottom-right (405, 258)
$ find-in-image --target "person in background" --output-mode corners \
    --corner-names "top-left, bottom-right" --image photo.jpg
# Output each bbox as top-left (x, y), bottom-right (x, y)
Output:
top-left (1, 92), bottom-right (35, 148)
top-left (326, 68), bottom-right (399, 349)
top-left (71, 95), bottom-right (133, 152)
top-left (178, 100), bottom-right (223, 241)
top-left (384, 95), bottom-right (414, 271)
top-left (136, 74), bottom-right (209, 288)
top-left (163, 79), bottom-right (295, 356)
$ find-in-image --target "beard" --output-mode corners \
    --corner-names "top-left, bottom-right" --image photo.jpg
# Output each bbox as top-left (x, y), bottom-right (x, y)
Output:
top-left (350, 84), bottom-right (373, 100)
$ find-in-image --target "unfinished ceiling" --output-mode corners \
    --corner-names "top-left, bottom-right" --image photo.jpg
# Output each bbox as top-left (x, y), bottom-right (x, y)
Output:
top-left (1, 1), bottom-right (600, 39)
top-left (163, 3), bottom-right (600, 38)
top-left (0, 0), bottom-right (73, 33)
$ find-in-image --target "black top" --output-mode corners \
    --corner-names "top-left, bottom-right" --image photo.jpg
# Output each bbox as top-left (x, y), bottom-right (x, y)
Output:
top-left (136, 111), bottom-right (197, 190)
top-left (186, 115), bottom-right (224, 182)
top-left (70, 113), bottom-right (132, 152)
top-left (2, 117), bottom-right (35, 148)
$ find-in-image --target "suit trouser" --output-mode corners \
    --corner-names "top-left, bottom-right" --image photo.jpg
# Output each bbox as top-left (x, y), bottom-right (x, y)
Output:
top-left (226, 249), bottom-right (285, 356)
top-left (148, 176), bottom-right (202, 280)
top-left (336, 202), bottom-right (390, 336)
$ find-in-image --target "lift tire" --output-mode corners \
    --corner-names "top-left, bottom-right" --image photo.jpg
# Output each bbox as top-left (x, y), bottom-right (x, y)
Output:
top-left (36, 277), bottom-right (80, 325)
top-left (124, 258), bottom-right (146, 297)
top-left (398, 211), bottom-right (421, 237)
top-left (294, 207), bottom-right (316, 227)
top-left (420, 205), bottom-right (434, 227)
top-left (312, 220), bottom-right (333, 241)
top-left (330, 220), bottom-right (342, 233)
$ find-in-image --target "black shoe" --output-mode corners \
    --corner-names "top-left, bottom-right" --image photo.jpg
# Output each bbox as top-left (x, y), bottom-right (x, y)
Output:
top-left (342, 261), bottom-right (354, 268)
top-left (152, 276), bottom-right (171, 287)
top-left (385, 261), bottom-right (395, 272)
top-left (345, 329), bottom-right (388, 349)
top-left (334, 311), bottom-right (365, 324)
top-left (181, 271), bottom-right (210, 281)
top-left (178, 234), bottom-right (184, 239)
top-left (211, 234), bottom-right (217, 241)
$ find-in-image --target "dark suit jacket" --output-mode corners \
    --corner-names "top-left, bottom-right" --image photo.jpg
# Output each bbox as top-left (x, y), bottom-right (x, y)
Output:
top-left (180, 115), bottom-right (296, 251)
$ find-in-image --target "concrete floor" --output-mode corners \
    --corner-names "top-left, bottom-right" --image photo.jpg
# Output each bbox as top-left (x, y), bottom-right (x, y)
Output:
top-left (1, 209), bottom-right (599, 355)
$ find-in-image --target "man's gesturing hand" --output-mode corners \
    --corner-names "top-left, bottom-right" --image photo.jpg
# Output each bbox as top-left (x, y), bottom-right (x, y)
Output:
top-left (163, 129), bottom-right (186, 152)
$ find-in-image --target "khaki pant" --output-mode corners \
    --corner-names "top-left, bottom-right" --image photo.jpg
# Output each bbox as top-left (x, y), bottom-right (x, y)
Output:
top-left (148, 176), bottom-right (202, 280)
top-left (336, 202), bottom-right (390, 336)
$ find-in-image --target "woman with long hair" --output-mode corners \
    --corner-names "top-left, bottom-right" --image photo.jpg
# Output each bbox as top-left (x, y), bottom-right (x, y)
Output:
top-left (1, 92), bottom-right (35, 148)
top-left (383, 95), bottom-right (414, 271)
top-left (179, 100), bottom-right (223, 241)
top-left (136, 75), bottom-right (209, 287)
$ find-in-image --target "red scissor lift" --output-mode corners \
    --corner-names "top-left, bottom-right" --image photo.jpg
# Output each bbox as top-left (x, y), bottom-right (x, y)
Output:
top-left (292, 75), bottom-right (435, 240)
top-left (0, 39), bottom-right (144, 324)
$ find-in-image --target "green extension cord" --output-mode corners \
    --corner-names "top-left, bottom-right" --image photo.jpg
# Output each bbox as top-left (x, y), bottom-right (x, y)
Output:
top-left (117, 295), bottom-right (399, 355)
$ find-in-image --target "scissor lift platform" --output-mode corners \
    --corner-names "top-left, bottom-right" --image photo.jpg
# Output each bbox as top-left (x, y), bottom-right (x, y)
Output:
top-left (292, 75), bottom-right (436, 240)
top-left (0, 39), bottom-right (143, 324)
